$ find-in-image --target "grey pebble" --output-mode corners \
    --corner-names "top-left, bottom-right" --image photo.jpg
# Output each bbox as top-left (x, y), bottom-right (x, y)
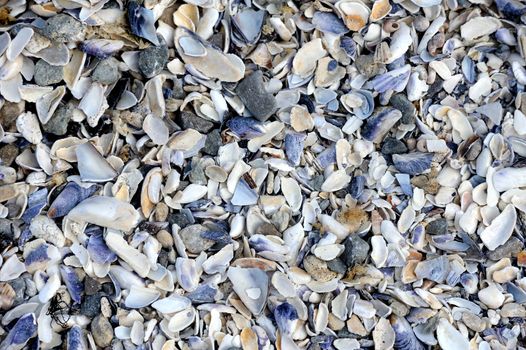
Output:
top-left (43, 103), bottom-right (73, 136)
top-left (180, 111), bottom-right (215, 133)
top-left (84, 276), bottom-right (101, 296)
top-left (138, 44), bottom-right (168, 78)
top-left (381, 137), bottom-right (408, 155)
top-left (168, 212), bottom-right (192, 229)
top-left (91, 315), bottom-right (113, 348)
top-left (390, 94), bottom-right (416, 124)
top-left (341, 235), bottom-right (370, 267)
top-left (81, 292), bottom-right (103, 318)
top-left (179, 224), bottom-right (215, 254)
top-left (235, 70), bottom-right (276, 121)
top-left (42, 14), bottom-right (85, 42)
top-left (355, 55), bottom-right (383, 78)
top-left (92, 58), bottom-right (121, 85)
top-left (487, 237), bottom-right (523, 261)
top-left (203, 129), bottom-right (222, 156)
top-left (426, 218), bottom-right (448, 235)
top-left (34, 59), bottom-right (63, 86)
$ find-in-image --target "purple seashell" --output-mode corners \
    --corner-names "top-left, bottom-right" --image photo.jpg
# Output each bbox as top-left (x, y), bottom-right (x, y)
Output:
top-left (61, 266), bottom-right (83, 304)
top-left (352, 90), bottom-right (375, 119)
top-left (361, 108), bottom-right (403, 143)
top-left (79, 39), bottom-right (124, 59)
top-left (24, 242), bottom-right (50, 269)
top-left (186, 284), bottom-right (218, 304)
top-left (340, 36), bottom-right (356, 60)
top-left (505, 282), bottom-right (526, 303)
top-left (316, 146), bottom-right (336, 168)
top-left (392, 153), bottom-right (433, 175)
top-left (48, 182), bottom-right (98, 218)
top-left (88, 233), bottom-right (117, 264)
top-left (370, 65), bottom-right (411, 93)
top-left (414, 255), bottom-right (449, 283)
top-left (391, 315), bottom-right (426, 350)
top-left (312, 12), bottom-right (349, 35)
top-left (18, 227), bottom-right (32, 247)
top-left (495, 28), bottom-right (517, 46)
top-left (226, 117), bottom-right (264, 139)
top-left (349, 175), bottom-right (365, 199)
top-left (495, 0), bottom-right (526, 20)
top-left (200, 230), bottom-right (232, 245)
top-left (21, 188), bottom-right (48, 224)
top-left (462, 56), bottom-right (475, 84)
top-left (284, 132), bottom-right (306, 166)
top-left (127, 1), bottom-right (160, 45)
top-left (395, 173), bottom-right (412, 195)
top-left (67, 325), bottom-right (87, 350)
top-left (0, 313), bottom-right (37, 349)
top-left (274, 302), bottom-right (298, 335)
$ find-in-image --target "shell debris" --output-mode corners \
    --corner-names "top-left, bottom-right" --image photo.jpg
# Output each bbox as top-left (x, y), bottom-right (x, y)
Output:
top-left (0, 0), bottom-right (525, 349)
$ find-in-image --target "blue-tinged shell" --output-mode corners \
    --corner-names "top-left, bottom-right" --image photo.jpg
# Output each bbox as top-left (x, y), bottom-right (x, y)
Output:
top-left (48, 182), bottom-right (98, 218)
top-left (232, 9), bottom-right (265, 45)
top-left (312, 12), bottom-right (349, 35)
top-left (18, 227), bottom-right (32, 247)
top-left (24, 242), bottom-right (56, 272)
top-left (186, 284), bottom-right (218, 304)
top-left (274, 302), bottom-right (298, 335)
top-left (226, 117), bottom-right (264, 139)
top-left (495, 28), bottom-right (517, 46)
top-left (495, 0), bottom-right (526, 20)
top-left (392, 153), bottom-right (433, 175)
top-left (340, 36), bottom-right (356, 60)
top-left (361, 108), bottom-right (403, 143)
top-left (88, 232), bottom-right (117, 264)
top-left (60, 266), bottom-right (83, 304)
top-left (0, 313), bottom-right (37, 350)
top-left (348, 175), bottom-right (365, 199)
top-left (370, 65), bottom-right (411, 93)
top-left (391, 315), bottom-right (425, 350)
top-left (21, 188), bottom-right (48, 224)
top-left (459, 273), bottom-right (478, 294)
top-left (309, 335), bottom-right (334, 350)
top-left (352, 90), bottom-right (374, 119)
top-left (67, 325), bottom-right (87, 350)
top-left (461, 56), bottom-right (475, 84)
top-left (506, 282), bottom-right (526, 304)
top-left (414, 255), bottom-right (449, 283)
top-left (316, 146), bottom-right (336, 168)
top-left (127, 1), bottom-right (160, 45)
top-left (200, 230), bottom-right (232, 245)
top-left (284, 132), bottom-right (306, 166)
top-left (395, 173), bottom-right (413, 196)
top-left (79, 39), bottom-right (124, 59)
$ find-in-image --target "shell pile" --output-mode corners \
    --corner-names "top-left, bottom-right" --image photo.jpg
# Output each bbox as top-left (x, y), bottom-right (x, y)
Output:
top-left (1, 0), bottom-right (526, 349)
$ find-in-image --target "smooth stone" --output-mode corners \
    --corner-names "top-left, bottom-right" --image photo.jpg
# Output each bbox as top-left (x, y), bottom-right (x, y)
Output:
top-left (168, 212), bottom-right (192, 228)
top-left (189, 160), bottom-right (207, 185)
top-left (487, 237), bottom-right (523, 261)
top-left (91, 315), bottom-right (113, 348)
top-left (381, 137), bottom-right (408, 155)
top-left (303, 255), bottom-right (338, 282)
top-left (42, 103), bottom-right (73, 136)
top-left (42, 14), bottom-right (85, 42)
top-left (179, 224), bottom-right (215, 254)
top-left (478, 284), bottom-right (505, 309)
top-left (0, 101), bottom-right (25, 129)
top-left (84, 276), bottom-right (101, 296)
top-left (326, 258), bottom-right (348, 274)
top-left (138, 44), bottom-right (169, 78)
top-left (92, 58), bottom-right (121, 85)
top-left (426, 218), bottom-right (448, 235)
top-left (355, 55), bottom-right (383, 78)
top-left (0, 144), bottom-right (19, 166)
top-left (462, 312), bottom-right (486, 332)
top-left (34, 59), bottom-right (64, 86)
top-left (179, 111), bottom-right (214, 133)
top-left (341, 235), bottom-right (370, 267)
top-left (203, 129), bottom-right (222, 156)
top-left (390, 94), bottom-right (416, 124)
top-left (235, 70), bottom-right (276, 121)
top-left (156, 230), bottom-right (173, 248)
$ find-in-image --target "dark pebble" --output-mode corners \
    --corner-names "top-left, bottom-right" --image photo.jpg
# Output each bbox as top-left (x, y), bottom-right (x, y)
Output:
top-left (179, 111), bottom-right (215, 133)
top-left (8, 278), bottom-right (26, 307)
top-left (203, 129), bottom-right (222, 156)
top-left (355, 55), bottom-right (383, 78)
top-left (84, 276), bottom-right (101, 296)
top-left (172, 78), bottom-right (185, 99)
top-left (0, 101), bottom-right (25, 130)
top-left (327, 258), bottom-right (348, 274)
top-left (428, 78), bottom-right (444, 97)
top-left (341, 235), bottom-right (370, 267)
top-left (0, 144), bottom-right (19, 166)
top-left (91, 315), bottom-right (113, 348)
top-left (348, 175), bottom-right (365, 199)
top-left (390, 94), bottom-right (416, 124)
top-left (81, 292), bottom-right (103, 317)
top-left (34, 59), bottom-right (64, 86)
top-left (42, 103), bottom-right (73, 136)
top-left (426, 218), bottom-right (448, 235)
top-left (42, 14), bottom-right (84, 42)
top-left (138, 44), bottom-right (168, 78)
top-left (168, 212), bottom-right (192, 228)
top-left (381, 137), bottom-right (408, 155)
top-left (92, 58), bottom-right (121, 85)
top-left (235, 70), bottom-right (276, 121)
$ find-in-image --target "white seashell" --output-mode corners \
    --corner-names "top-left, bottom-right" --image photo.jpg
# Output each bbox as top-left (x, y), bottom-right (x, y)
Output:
top-left (459, 203), bottom-right (480, 234)
top-left (271, 272), bottom-right (296, 298)
top-left (492, 168), bottom-right (526, 192)
top-left (64, 50), bottom-right (86, 90)
top-left (16, 112), bottom-right (42, 144)
top-left (335, 0), bottom-right (371, 31)
top-left (0, 255), bottom-right (26, 281)
top-left (370, 235), bottom-right (388, 268)
top-left (319, 214), bottom-right (350, 241)
top-left (479, 204), bottom-right (516, 251)
top-left (143, 114), bottom-right (169, 145)
top-left (468, 75), bottom-right (492, 102)
top-left (436, 318), bottom-right (469, 350)
top-left (292, 38), bottom-right (327, 78)
top-left (387, 23), bottom-right (412, 64)
top-left (281, 177), bottom-right (302, 213)
top-left (6, 27), bottom-right (33, 61)
top-left (372, 318), bottom-right (395, 350)
top-left (125, 286), bottom-right (160, 308)
top-left (68, 196), bottom-right (140, 231)
top-left (410, 0), bottom-right (441, 7)
top-left (109, 265), bottom-right (145, 290)
top-left (39, 272), bottom-right (60, 303)
top-left (397, 205), bottom-right (415, 233)
top-left (460, 17), bottom-right (501, 41)
top-left (152, 295), bottom-right (191, 314)
top-left (514, 110), bottom-right (526, 136)
top-left (36, 85), bottom-right (66, 124)
top-left (29, 215), bottom-right (66, 247)
top-left (313, 244), bottom-right (344, 261)
top-left (168, 308), bottom-right (195, 332)
top-left (447, 108), bottom-right (474, 142)
top-left (314, 303), bottom-right (329, 333)
top-left (76, 142), bottom-right (117, 182)
top-left (175, 258), bottom-right (199, 292)
top-left (105, 231), bottom-right (150, 277)
top-left (227, 267), bottom-right (269, 315)
top-left (0, 55), bottom-right (23, 81)
top-left (321, 170), bottom-right (351, 192)
top-left (172, 184), bottom-right (207, 204)
top-left (19, 85), bottom-right (53, 103)
top-left (202, 245), bottom-right (233, 275)
top-left (79, 82), bottom-right (108, 127)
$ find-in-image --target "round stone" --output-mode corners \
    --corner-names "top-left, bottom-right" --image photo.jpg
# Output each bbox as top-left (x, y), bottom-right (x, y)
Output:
top-left (42, 14), bottom-right (85, 42)
top-left (156, 229), bottom-right (173, 248)
top-left (138, 44), bottom-right (168, 78)
top-left (92, 58), bottom-right (121, 85)
top-left (34, 59), bottom-right (64, 86)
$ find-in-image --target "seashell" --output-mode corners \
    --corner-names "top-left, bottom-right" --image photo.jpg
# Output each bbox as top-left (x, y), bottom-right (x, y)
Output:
top-left (321, 170), bottom-right (351, 192)
top-left (48, 182), bottom-right (98, 218)
top-left (231, 180), bottom-right (258, 206)
top-left (167, 129), bottom-right (207, 158)
top-left (492, 168), bottom-right (526, 192)
top-left (67, 196), bottom-right (141, 231)
top-left (168, 308), bottom-right (195, 332)
top-left (335, 0), bottom-right (371, 31)
top-left (312, 12), bottom-right (349, 35)
top-left (460, 17), bottom-right (501, 41)
top-left (7, 27), bottom-right (33, 61)
top-left (178, 36), bottom-right (206, 57)
top-left (60, 266), bottom-right (83, 304)
top-left (373, 318), bottom-right (395, 350)
top-left (362, 108), bottom-right (403, 143)
top-left (125, 285), bottom-right (160, 308)
top-left (79, 82), bottom-right (108, 127)
top-left (20, 188), bottom-right (47, 224)
top-left (36, 85), bottom-right (65, 124)
top-left (436, 318), bottom-right (469, 350)
top-left (479, 204), bottom-right (516, 251)
top-left (370, 64), bottom-right (411, 93)
top-left (88, 232), bottom-right (117, 264)
top-left (414, 255), bottom-right (449, 283)
top-left (232, 9), bottom-right (266, 45)
top-left (29, 215), bottom-right (66, 247)
top-left (227, 117), bottom-right (264, 139)
top-left (390, 315), bottom-right (425, 350)
top-left (173, 4), bottom-right (199, 31)
top-left (284, 132), bottom-right (306, 166)
top-left (370, 0), bottom-right (391, 21)
top-left (0, 55), bottom-right (23, 81)
top-left (387, 23), bottom-right (412, 64)
top-left (371, 235), bottom-right (388, 268)
top-left (0, 254), bottom-right (26, 282)
top-left (341, 90), bottom-right (374, 119)
top-left (143, 114), bottom-right (169, 145)
top-left (175, 257), bottom-right (199, 292)
top-left (495, 0), bottom-right (526, 20)
top-left (410, 0), bottom-right (442, 7)
top-left (105, 231), bottom-right (150, 277)
top-left (274, 302), bottom-right (298, 335)
top-left (292, 38), bottom-right (327, 78)
top-left (0, 313), bottom-right (37, 350)
top-left (80, 39), bottom-right (124, 59)
top-left (76, 142), bottom-right (117, 183)
top-left (281, 177), bottom-right (302, 213)
top-left (67, 325), bottom-right (88, 350)
top-left (0, 282), bottom-right (16, 310)
top-left (227, 267), bottom-right (269, 316)
top-left (392, 153), bottom-right (433, 175)
top-left (127, 1), bottom-right (159, 45)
